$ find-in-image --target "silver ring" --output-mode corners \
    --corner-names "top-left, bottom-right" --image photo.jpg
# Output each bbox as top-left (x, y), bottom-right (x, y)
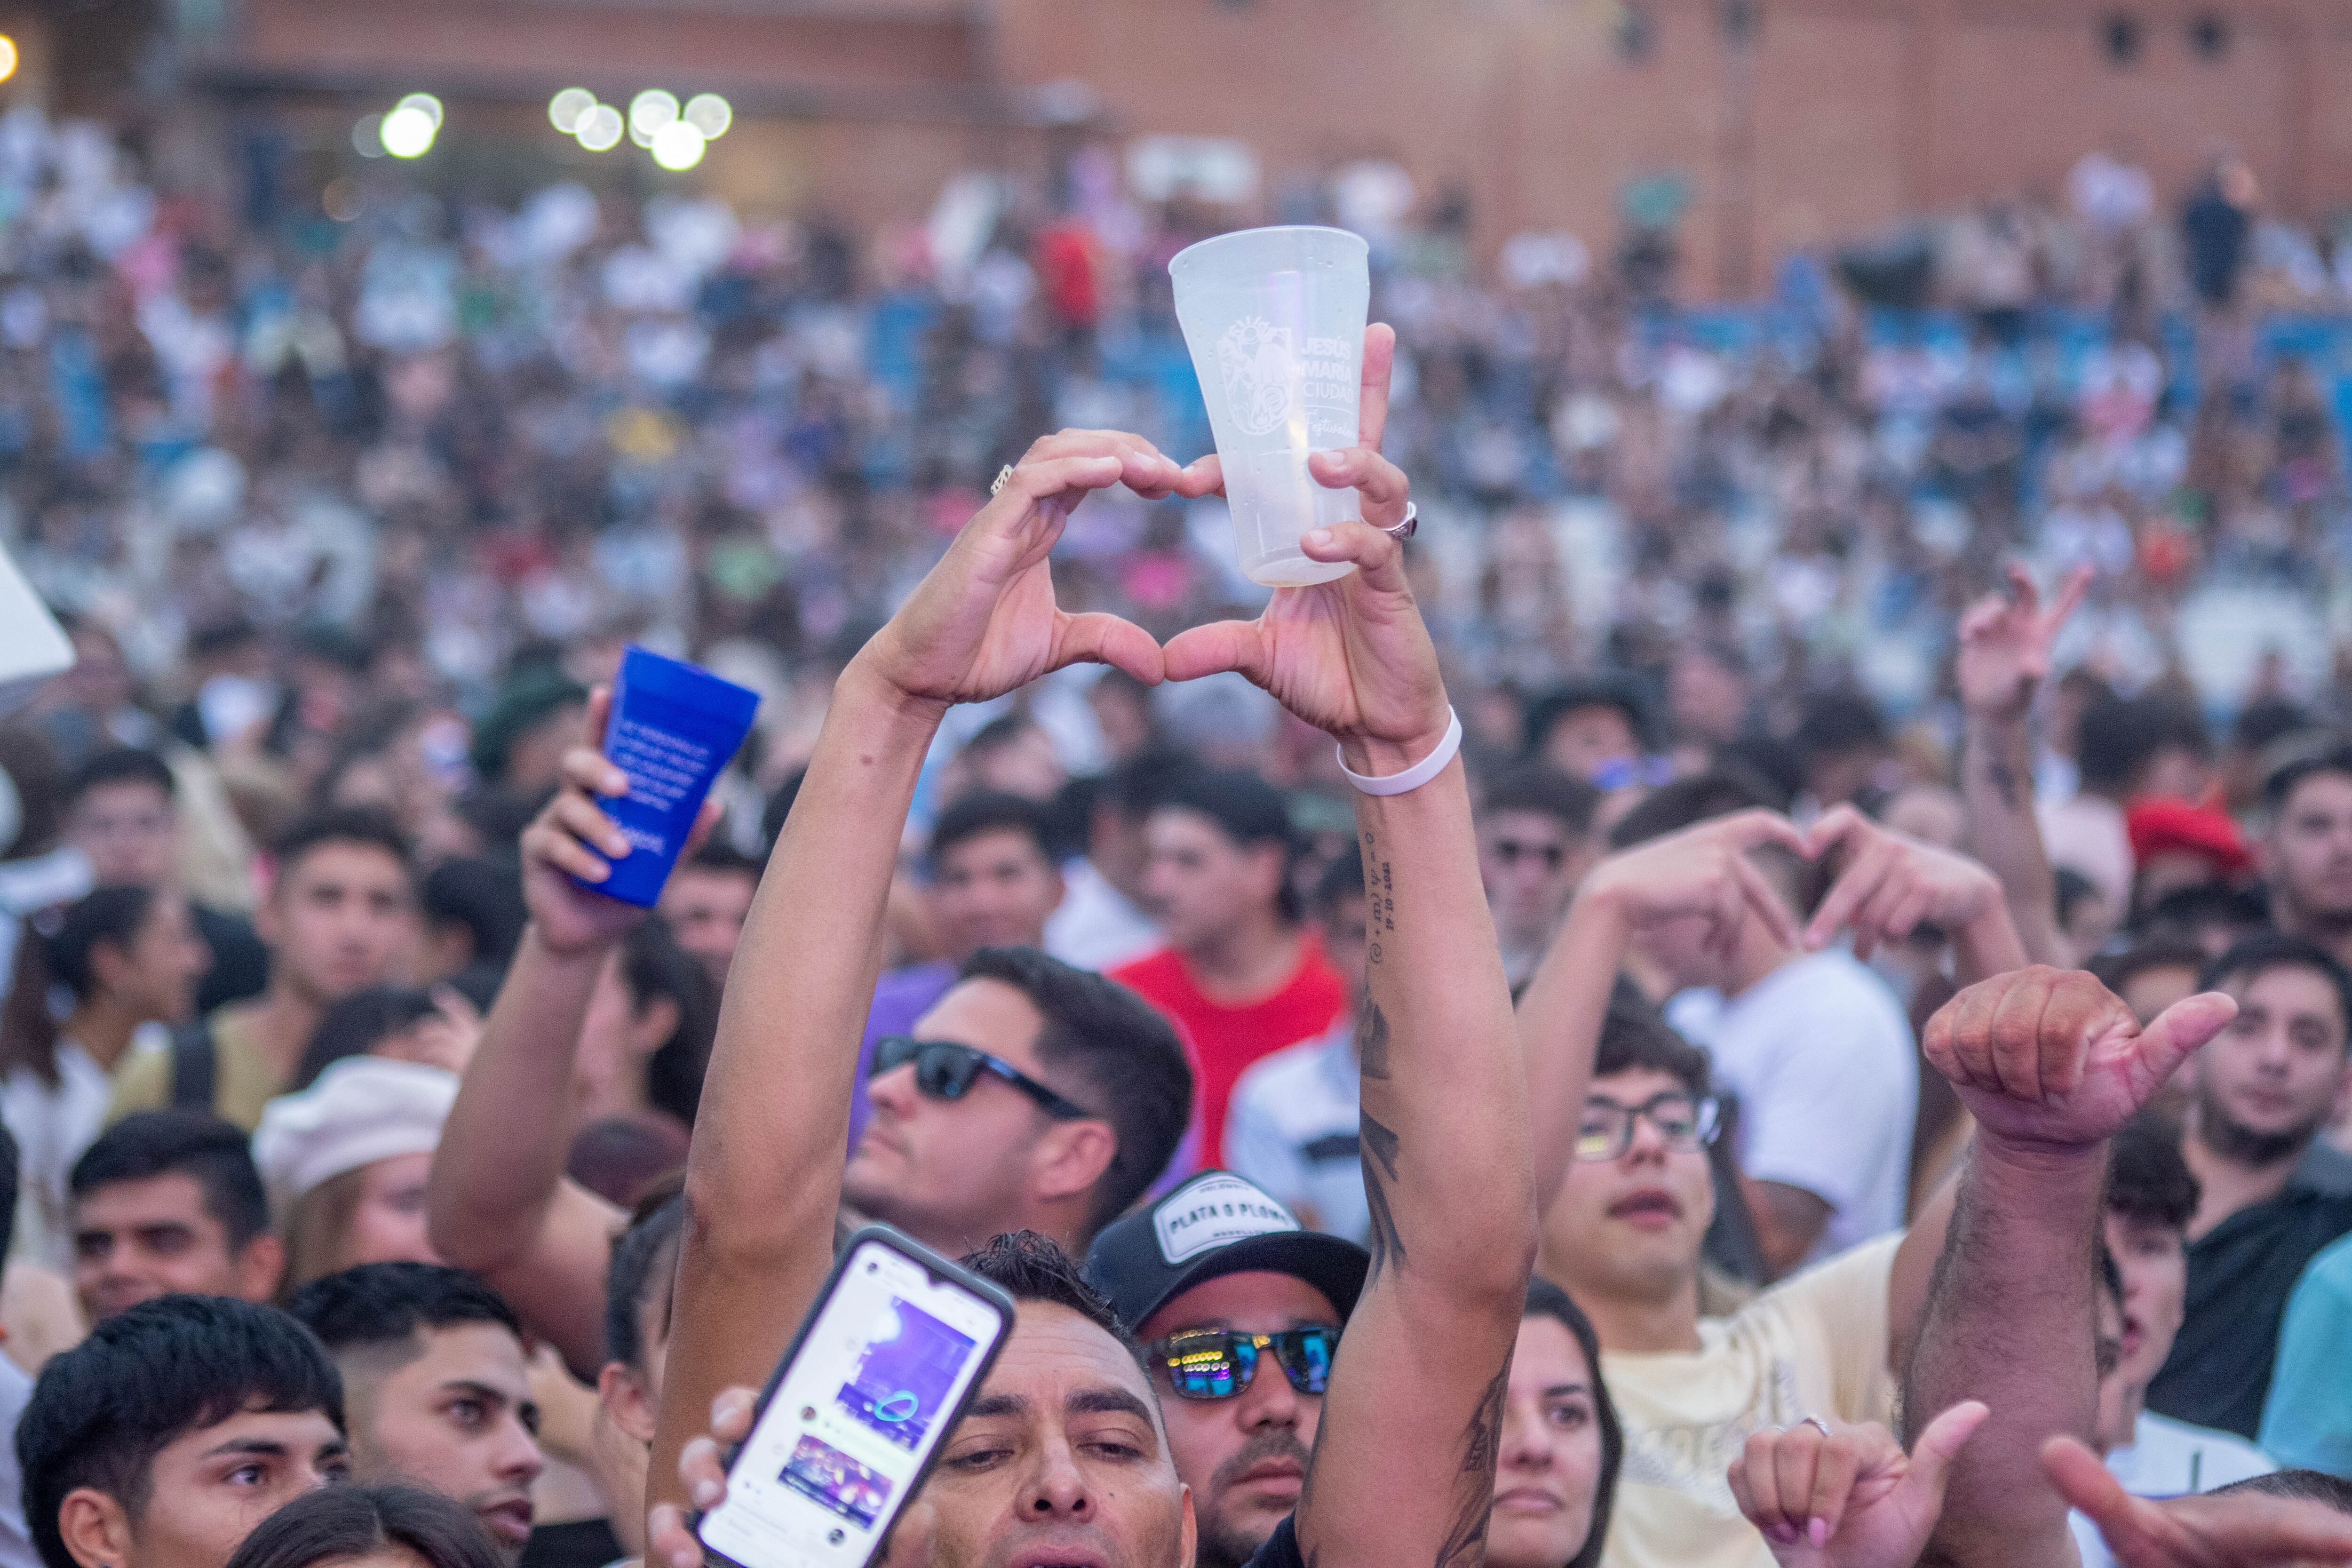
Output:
top-left (990, 464), bottom-right (1015, 497)
top-left (1802, 1416), bottom-right (1834, 1440)
top-left (1381, 501), bottom-right (1418, 541)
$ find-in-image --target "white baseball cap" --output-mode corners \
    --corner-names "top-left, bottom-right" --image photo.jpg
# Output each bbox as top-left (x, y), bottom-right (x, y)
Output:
top-left (252, 1056), bottom-right (458, 1214)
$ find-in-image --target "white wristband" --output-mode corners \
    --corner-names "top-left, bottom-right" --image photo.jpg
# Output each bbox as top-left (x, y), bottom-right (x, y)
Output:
top-left (1336, 708), bottom-right (1463, 796)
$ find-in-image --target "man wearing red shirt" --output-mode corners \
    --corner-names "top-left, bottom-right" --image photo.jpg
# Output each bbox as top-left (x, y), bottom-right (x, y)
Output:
top-left (1112, 769), bottom-right (1346, 1166)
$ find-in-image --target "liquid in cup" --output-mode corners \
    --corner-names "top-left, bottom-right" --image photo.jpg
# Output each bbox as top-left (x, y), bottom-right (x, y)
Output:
top-left (1169, 226), bottom-right (1371, 588)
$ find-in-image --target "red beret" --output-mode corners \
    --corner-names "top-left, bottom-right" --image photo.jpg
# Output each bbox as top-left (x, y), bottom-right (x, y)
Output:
top-left (2126, 797), bottom-right (2252, 879)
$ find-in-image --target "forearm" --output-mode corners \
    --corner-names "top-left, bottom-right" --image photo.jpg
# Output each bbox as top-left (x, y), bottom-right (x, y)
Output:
top-left (1517, 890), bottom-right (1631, 1218)
top-left (1351, 752), bottom-right (1535, 1298)
top-left (428, 926), bottom-right (606, 1270)
top-left (1952, 900), bottom-right (2029, 987)
top-left (1960, 712), bottom-right (2065, 969)
top-left (1903, 1136), bottom-right (2104, 1568)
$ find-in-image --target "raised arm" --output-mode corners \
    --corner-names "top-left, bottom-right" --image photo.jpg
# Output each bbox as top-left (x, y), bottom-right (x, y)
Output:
top-left (1901, 967), bottom-right (2235, 1568)
top-left (1163, 336), bottom-right (1531, 1567)
top-left (647, 431), bottom-right (1180, 1519)
top-left (1954, 565), bottom-right (2090, 970)
top-left (428, 689), bottom-right (698, 1375)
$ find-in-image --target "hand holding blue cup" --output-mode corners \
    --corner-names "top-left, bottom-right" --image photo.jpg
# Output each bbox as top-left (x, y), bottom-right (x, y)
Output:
top-left (579, 646), bottom-right (761, 907)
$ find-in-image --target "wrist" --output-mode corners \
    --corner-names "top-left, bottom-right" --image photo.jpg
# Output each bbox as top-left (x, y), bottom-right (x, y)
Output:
top-left (1339, 715), bottom-right (1456, 779)
top-left (838, 652), bottom-right (953, 728)
top-left (525, 921), bottom-right (622, 964)
top-left (1973, 1126), bottom-right (2109, 1175)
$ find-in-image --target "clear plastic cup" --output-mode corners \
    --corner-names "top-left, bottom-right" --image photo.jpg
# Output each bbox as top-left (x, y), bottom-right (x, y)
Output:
top-left (1170, 226), bottom-right (1370, 588)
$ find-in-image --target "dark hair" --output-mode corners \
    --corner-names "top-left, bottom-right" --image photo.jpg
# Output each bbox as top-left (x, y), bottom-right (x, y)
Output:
top-left (956, 947), bottom-right (1193, 1237)
top-left (66, 747), bottom-right (175, 806)
top-left (760, 767), bottom-right (807, 853)
top-left (2053, 867), bottom-right (2101, 930)
top-left (961, 1230), bottom-right (1144, 1364)
top-left (1481, 762), bottom-right (1601, 837)
top-left (963, 712), bottom-right (1043, 763)
top-left (2265, 742), bottom-right (2352, 810)
top-left (930, 790), bottom-right (1054, 869)
top-left (420, 858), bottom-right (527, 972)
top-left (567, 1114), bottom-right (689, 1208)
top-left (1150, 768), bottom-right (1302, 922)
top-left (286, 1262), bottom-right (522, 1355)
top-left (1526, 675), bottom-right (1656, 758)
top-left (1789, 691), bottom-right (1888, 760)
top-left (0, 885), bottom-right (165, 1086)
top-left (2134, 881), bottom-right (2268, 944)
top-left (1312, 841), bottom-right (1367, 919)
top-left (2106, 1114), bottom-right (2199, 1230)
top-left (2089, 939), bottom-right (2210, 999)
top-left (290, 986), bottom-right (440, 1091)
top-left (70, 1111), bottom-right (270, 1250)
top-left (2210, 1469), bottom-right (2352, 1513)
top-left (683, 841), bottom-right (764, 881)
top-left (222, 1484), bottom-right (503, 1568)
top-left (1107, 749), bottom-right (1203, 821)
top-left (1593, 976), bottom-right (1711, 1097)
top-left (270, 806), bottom-right (413, 883)
top-left (2078, 694), bottom-right (2208, 796)
top-left (604, 1189), bottom-right (687, 1372)
top-left (1607, 765), bottom-right (1778, 852)
top-left (2200, 932), bottom-right (2352, 1050)
top-left (2098, 1246), bottom-right (2124, 1307)
top-left (628, 917), bottom-right (723, 1128)
top-left (19, 1296), bottom-right (345, 1568)
top-left (1523, 1277), bottom-right (1622, 1568)
top-left (2233, 698), bottom-right (2310, 755)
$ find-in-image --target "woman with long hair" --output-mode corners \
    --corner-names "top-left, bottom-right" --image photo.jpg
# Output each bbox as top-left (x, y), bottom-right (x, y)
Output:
top-left (0, 886), bottom-right (208, 1262)
top-left (1487, 1276), bottom-right (1625, 1568)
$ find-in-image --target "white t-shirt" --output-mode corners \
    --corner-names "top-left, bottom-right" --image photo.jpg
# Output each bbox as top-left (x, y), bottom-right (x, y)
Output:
top-left (1667, 951), bottom-right (1917, 1261)
top-left (1, 1027), bottom-right (166, 1266)
top-left (1043, 859), bottom-right (1161, 973)
top-left (2068, 1412), bottom-right (2275, 1568)
top-left (1602, 1235), bottom-right (1901, 1568)
top-left (1224, 1017), bottom-right (1367, 1245)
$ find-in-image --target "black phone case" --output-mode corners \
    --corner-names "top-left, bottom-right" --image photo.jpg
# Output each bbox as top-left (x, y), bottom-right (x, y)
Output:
top-left (691, 1223), bottom-right (1017, 1568)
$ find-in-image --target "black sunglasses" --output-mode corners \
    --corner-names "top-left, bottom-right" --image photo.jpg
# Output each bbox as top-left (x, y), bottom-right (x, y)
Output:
top-left (1148, 1327), bottom-right (1339, 1401)
top-left (870, 1035), bottom-right (1095, 1121)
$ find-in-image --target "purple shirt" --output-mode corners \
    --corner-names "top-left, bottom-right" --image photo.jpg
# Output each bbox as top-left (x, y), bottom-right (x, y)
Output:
top-left (849, 961), bottom-right (957, 1152)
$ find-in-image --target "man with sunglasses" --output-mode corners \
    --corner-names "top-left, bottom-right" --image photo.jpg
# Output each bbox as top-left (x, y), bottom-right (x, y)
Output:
top-left (650, 394), bottom-right (1538, 1568)
top-left (1085, 1170), bottom-right (1369, 1568)
top-left (1476, 762), bottom-right (1602, 991)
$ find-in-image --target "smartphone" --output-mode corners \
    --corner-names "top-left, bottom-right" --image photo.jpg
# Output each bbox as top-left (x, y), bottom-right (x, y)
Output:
top-left (695, 1226), bottom-right (1016, 1568)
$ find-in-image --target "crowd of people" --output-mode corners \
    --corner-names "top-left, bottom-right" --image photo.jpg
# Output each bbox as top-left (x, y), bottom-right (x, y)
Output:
top-left (0, 96), bottom-right (2350, 1568)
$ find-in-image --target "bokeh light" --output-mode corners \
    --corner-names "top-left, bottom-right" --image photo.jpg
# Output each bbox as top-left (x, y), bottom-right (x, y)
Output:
top-left (321, 178), bottom-right (361, 222)
top-left (380, 104), bottom-right (437, 158)
top-left (548, 88), bottom-right (596, 133)
top-left (629, 90), bottom-right (679, 136)
top-left (650, 120), bottom-right (707, 171)
top-left (682, 94), bottom-right (732, 139)
top-left (575, 104), bottom-right (625, 151)
top-left (352, 114), bottom-right (386, 158)
top-left (396, 92), bottom-right (444, 129)
top-left (0, 38), bottom-right (19, 84)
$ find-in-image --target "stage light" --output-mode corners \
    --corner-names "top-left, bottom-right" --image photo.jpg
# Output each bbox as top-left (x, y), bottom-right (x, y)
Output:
top-left (650, 120), bottom-right (706, 171)
top-left (380, 104), bottom-right (437, 158)
top-left (0, 38), bottom-right (19, 84)
top-left (353, 114), bottom-right (387, 157)
top-left (629, 90), bottom-right (679, 136)
top-left (549, 88), bottom-right (596, 133)
top-left (683, 93), bottom-right (732, 138)
top-left (396, 92), bottom-right (444, 129)
top-left (575, 104), bottom-right (625, 151)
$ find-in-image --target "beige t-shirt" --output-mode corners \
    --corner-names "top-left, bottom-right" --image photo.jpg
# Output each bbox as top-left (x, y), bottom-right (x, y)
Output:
top-left (1599, 1235), bottom-right (1901, 1568)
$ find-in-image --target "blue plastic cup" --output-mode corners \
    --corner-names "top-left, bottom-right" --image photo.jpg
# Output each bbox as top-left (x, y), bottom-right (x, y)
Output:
top-left (583, 646), bottom-right (761, 907)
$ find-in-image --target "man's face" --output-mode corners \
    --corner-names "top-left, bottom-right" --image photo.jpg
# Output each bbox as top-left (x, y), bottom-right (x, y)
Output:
top-left (344, 1323), bottom-right (544, 1560)
top-left (2267, 772), bottom-right (2352, 925)
top-left (2195, 963), bottom-right (2352, 1158)
top-left (73, 1175), bottom-right (271, 1322)
top-left (259, 843), bottom-right (416, 1005)
top-left (1141, 811), bottom-right (1282, 953)
top-left (1543, 1068), bottom-right (1716, 1312)
top-left (925, 1301), bottom-right (1194, 1568)
top-left (1542, 707), bottom-right (1639, 783)
top-left (844, 979), bottom-right (1075, 1251)
top-left (83, 1406), bottom-right (348, 1568)
top-left (70, 781), bottom-right (178, 888)
top-left (933, 829), bottom-right (1065, 958)
top-left (1136, 1273), bottom-right (1336, 1568)
top-left (2103, 1210), bottom-right (2187, 1392)
top-left (658, 867), bottom-right (756, 983)
top-left (1478, 809), bottom-right (1586, 947)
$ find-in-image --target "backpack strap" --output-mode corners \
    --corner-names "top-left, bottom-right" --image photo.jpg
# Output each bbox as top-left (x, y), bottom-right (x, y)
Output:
top-left (167, 1019), bottom-right (218, 1113)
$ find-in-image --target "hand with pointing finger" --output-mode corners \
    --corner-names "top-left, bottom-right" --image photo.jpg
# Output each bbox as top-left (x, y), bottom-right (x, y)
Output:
top-left (1803, 805), bottom-right (2004, 962)
top-left (1957, 562), bottom-right (2092, 723)
top-left (1730, 1403), bottom-right (1988, 1568)
top-left (1576, 809), bottom-right (1808, 966)
top-left (2043, 1435), bottom-right (2352, 1568)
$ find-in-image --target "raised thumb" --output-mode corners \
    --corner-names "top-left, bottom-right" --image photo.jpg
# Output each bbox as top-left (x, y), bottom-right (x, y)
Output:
top-left (1900, 1401), bottom-right (1989, 1509)
top-left (2138, 992), bottom-right (2239, 1088)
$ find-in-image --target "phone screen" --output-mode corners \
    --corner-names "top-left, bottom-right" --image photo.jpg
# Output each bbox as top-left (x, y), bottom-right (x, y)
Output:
top-left (698, 1237), bottom-right (1008, 1568)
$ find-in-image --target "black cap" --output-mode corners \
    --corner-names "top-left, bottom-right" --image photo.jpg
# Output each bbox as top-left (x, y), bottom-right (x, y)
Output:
top-left (1083, 1171), bottom-right (1370, 1336)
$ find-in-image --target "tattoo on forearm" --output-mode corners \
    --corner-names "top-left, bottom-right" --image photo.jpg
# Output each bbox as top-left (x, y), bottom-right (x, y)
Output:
top-left (1358, 828), bottom-right (1396, 966)
top-left (1356, 1004), bottom-right (1391, 1080)
top-left (1360, 1111), bottom-right (1406, 1279)
top-left (1432, 1360), bottom-right (1511, 1568)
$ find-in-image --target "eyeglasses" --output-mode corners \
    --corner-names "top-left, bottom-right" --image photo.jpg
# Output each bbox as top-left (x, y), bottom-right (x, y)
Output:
top-left (869, 1036), bottom-right (1095, 1121)
top-left (1575, 1091), bottom-right (1722, 1162)
top-left (1148, 1327), bottom-right (1340, 1401)
top-left (1491, 838), bottom-right (1568, 871)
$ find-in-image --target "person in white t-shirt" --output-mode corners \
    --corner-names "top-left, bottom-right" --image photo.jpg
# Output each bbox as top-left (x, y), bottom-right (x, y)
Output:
top-left (1518, 804), bottom-right (2028, 1568)
top-left (1616, 777), bottom-right (1918, 1276)
top-left (1225, 848), bottom-right (1373, 1243)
